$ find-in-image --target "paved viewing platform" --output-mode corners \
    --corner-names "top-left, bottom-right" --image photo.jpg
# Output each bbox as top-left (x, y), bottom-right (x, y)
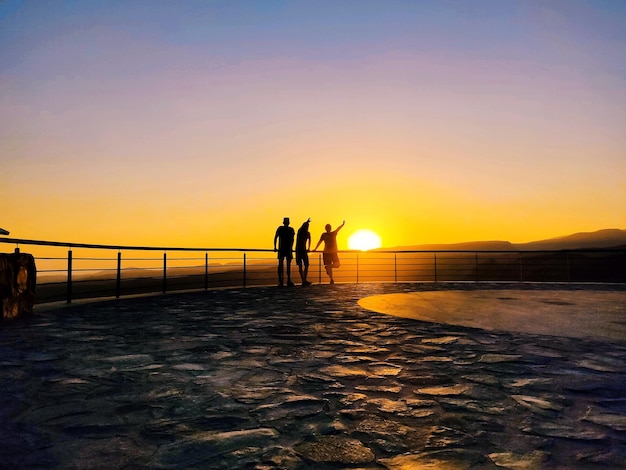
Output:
top-left (1, 282), bottom-right (626, 469)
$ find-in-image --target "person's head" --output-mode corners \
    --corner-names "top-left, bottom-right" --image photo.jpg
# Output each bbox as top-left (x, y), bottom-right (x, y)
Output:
top-left (283, 217), bottom-right (290, 226)
top-left (300, 218), bottom-right (310, 231)
top-left (325, 223), bottom-right (331, 232)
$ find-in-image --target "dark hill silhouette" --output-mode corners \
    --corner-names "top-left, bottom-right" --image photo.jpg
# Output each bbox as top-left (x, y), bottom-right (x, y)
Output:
top-left (383, 241), bottom-right (515, 251)
top-left (381, 229), bottom-right (626, 252)
top-left (518, 229), bottom-right (626, 250)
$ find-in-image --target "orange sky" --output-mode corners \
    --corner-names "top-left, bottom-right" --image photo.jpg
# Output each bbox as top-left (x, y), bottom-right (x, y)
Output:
top-left (2, 2), bottom-right (625, 251)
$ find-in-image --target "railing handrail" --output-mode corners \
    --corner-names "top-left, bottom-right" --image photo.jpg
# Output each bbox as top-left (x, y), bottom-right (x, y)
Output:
top-left (1, 236), bottom-right (624, 254)
top-left (2, 236), bottom-right (624, 305)
top-left (0, 237), bottom-right (269, 252)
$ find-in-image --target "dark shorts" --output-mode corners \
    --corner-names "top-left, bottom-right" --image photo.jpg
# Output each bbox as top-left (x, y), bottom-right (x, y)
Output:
top-left (323, 252), bottom-right (339, 266)
top-left (296, 250), bottom-right (309, 265)
top-left (277, 249), bottom-right (293, 260)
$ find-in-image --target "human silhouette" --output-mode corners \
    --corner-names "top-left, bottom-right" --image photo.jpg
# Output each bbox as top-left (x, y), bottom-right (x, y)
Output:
top-left (274, 217), bottom-right (295, 287)
top-left (296, 218), bottom-right (312, 286)
top-left (313, 220), bottom-right (345, 284)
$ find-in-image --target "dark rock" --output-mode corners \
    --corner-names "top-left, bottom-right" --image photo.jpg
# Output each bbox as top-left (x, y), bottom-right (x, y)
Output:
top-left (489, 450), bottom-right (550, 468)
top-left (261, 446), bottom-right (303, 468)
top-left (296, 435), bottom-right (375, 464)
top-left (582, 407), bottom-right (626, 431)
top-left (355, 416), bottom-right (433, 453)
top-left (511, 394), bottom-right (565, 416)
top-left (380, 449), bottom-right (496, 469)
top-left (524, 422), bottom-right (607, 440)
top-left (154, 428), bottom-right (279, 467)
top-left (252, 395), bottom-right (329, 421)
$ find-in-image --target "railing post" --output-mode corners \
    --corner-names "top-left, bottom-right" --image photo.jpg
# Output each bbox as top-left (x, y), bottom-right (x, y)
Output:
top-left (243, 253), bottom-right (247, 288)
top-left (66, 249), bottom-right (73, 304)
top-left (116, 251), bottom-right (122, 298)
top-left (162, 252), bottom-right (167, 293)
top-left (434, 252), bottom-right (438, 283)
top-left (319, 253), bottom-right (322, 284)
top-left (519, 252), bottom-right (524, 282)
top-left (394, 253), bottom-right (397, 283)
top-left (566, 251), bottom-right (570, 282)
top-left (205, 252), bottom-right (209, 290)
top-left (475, 252), bottom-right (479, 282)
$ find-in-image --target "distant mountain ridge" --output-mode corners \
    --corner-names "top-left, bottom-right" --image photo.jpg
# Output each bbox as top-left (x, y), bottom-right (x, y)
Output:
top-left (519, 229), bottom-right (626, 250)
top-left (383, 229), bottom-right (626, 251)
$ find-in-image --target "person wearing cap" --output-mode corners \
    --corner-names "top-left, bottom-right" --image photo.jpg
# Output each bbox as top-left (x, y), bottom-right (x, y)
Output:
top-left (274, 217), bottom-right (295, 287)
top-left (295, 218), bottom-right (312, 286)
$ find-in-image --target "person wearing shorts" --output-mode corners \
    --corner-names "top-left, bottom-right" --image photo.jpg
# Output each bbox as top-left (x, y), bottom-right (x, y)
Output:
top-left (313, 220), bottom-right (345, 284)
top-left (274, 217), bottom-right (295, 287)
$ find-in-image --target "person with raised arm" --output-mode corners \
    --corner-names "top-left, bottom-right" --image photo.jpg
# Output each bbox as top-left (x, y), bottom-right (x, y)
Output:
top-left (313, 220), bottom-right (345, 285)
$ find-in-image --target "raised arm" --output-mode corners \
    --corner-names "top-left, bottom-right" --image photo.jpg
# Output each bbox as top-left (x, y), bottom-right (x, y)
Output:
top-left (333, 220), bottom-right (346, 234)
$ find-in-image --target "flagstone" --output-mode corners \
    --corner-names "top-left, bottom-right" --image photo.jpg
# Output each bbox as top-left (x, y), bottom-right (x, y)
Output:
top-left (295, 435), bottom-right (375, 464)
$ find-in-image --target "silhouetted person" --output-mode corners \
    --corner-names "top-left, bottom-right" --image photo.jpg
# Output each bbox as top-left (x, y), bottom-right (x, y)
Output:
top-left (274, 217), bottom-right (295, 287)
top-left (313, 220), bottom-right (345, 284)
top-left (296, 218), bottom-right (312, 286)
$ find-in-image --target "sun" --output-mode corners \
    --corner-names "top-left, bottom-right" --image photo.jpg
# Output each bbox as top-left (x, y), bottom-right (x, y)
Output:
top-left (348, 229), bottom-right (382, 251)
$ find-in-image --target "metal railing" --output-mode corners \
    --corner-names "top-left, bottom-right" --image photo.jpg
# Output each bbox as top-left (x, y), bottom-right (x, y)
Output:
top-left (1, 237), bottom-right (625, 304)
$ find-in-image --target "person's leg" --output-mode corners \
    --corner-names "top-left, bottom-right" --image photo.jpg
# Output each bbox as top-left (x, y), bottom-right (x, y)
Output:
top-left (303, 259), bottom-right (310, 284)
top-left (286, 258), bottom-right (294, 286)
top-left (322, 253), bottom-right (330, 276)
top-left (328, 254), bottom-right (339, 284)
top-left (297, 259), bottom-right (304, 283)
top-left (277, 258), bottom-right (284, 286)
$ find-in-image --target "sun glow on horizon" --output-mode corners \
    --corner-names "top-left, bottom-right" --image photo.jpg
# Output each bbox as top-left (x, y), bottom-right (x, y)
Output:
top-left (348, 229), bottom-right (382, 251)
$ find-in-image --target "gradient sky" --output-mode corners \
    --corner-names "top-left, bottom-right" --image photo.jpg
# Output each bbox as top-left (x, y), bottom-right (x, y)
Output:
top-left (2, 0), bottom-right (625, 250)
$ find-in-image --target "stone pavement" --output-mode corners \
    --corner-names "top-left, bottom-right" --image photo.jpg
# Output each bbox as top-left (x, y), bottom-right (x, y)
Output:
top-left (1, 282), bottom-right (626, 469)
top-left (359, 289), bottom-right (626, 341)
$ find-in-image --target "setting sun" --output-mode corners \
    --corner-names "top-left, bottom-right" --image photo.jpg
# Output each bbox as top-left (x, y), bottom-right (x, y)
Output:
top-left (348, 229), bottom-right (382, 251)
